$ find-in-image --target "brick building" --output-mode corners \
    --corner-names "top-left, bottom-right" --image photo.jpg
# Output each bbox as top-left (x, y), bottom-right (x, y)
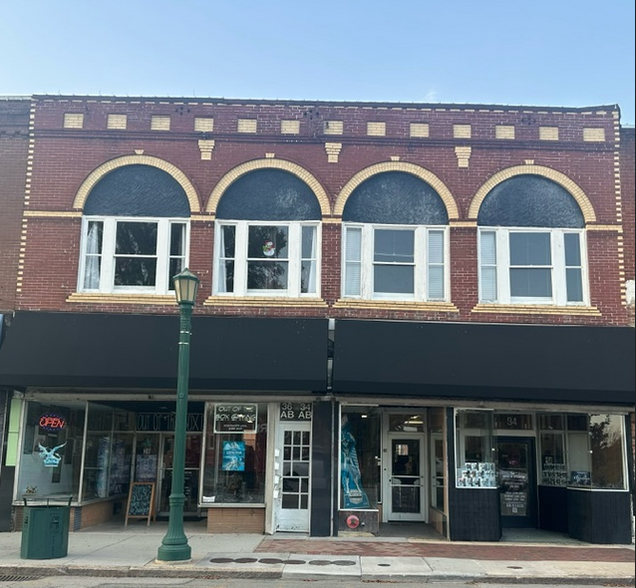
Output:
top-left (0, 95), bottom-right (633, 542)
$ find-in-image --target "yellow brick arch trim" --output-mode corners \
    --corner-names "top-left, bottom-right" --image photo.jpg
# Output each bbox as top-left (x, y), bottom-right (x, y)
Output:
top-left (72, 155), bottom-right (201, 213)
top-left (206, 159), bottom-right (330, 217)
top-left (468, 165), bottom-right (596, 223)
top-left (333, 162), bottom-right (459, 220)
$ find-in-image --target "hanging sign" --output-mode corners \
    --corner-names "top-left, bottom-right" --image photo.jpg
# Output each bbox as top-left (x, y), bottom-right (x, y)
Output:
top-left (279, 402), bottom-right (312, 421)
top-left (214, 404), bottom-right (257, 433)
top-left (39, 413), bottom-right (66, 431)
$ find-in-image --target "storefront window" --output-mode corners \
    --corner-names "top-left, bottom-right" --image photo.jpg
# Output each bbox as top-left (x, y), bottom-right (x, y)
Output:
top-left (340, 407), bottom-right (381, 509)
top-left (202, 403), bottom-right (267, 504)
top-left (455, 410), bottom-right (496, 488)
top-left (17, 401), bottom-right (85, 500)
top-left (589, 414), bottom-right (625, 489)
top-left (539, 414), bottom-right (567, 486)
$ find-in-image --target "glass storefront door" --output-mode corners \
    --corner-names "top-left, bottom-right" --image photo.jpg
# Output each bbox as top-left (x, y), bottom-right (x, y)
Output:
top-left (496, 437), bottom-right (537, 528)
top-left (386, 436), bottom-right (426, 521)
top-left (158, 433), bottom-right (202, 517)
top-left (275, 422), bottom-right (311, 532)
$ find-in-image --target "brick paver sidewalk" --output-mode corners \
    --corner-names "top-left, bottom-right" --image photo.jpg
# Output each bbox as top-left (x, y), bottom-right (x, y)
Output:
top-left (257, 537), bottom-right (635, 562)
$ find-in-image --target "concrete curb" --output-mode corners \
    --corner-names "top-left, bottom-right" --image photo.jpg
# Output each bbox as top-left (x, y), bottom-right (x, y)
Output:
top-left (0, 563), bottom-right (634, 585)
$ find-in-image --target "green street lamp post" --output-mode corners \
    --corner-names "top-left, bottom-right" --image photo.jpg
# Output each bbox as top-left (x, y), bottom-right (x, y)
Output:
top-left (157, 268), bottom-right (200, 563)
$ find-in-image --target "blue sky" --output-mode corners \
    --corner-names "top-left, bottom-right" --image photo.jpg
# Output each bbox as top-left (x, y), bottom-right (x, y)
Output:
top-left (1, 0), bottom-right (634, 124)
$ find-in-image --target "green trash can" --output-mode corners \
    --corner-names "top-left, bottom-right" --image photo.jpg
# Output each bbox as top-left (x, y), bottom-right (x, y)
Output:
top-left (21, 497), bottom-right (71, 559)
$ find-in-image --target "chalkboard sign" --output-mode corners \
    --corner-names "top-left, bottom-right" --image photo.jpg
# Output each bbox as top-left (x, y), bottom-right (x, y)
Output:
top-left (125, 482), bottom-right (156, 526)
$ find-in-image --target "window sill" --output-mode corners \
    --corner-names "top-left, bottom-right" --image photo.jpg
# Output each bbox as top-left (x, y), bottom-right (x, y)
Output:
top-left (204, 296), bottom-right (328, 308)
top-left (471, 303), bottom-right (601, 316)
top-left (67, 292), bottom-right (176, 305)
top-left (333, 299), bottom-right (458, 312)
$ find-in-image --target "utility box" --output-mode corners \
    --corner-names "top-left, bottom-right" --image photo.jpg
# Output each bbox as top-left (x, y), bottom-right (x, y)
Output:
top-left (20, 498), bottom-right (71, 559)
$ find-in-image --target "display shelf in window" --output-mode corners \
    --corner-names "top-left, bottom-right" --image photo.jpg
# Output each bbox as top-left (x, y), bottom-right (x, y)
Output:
top-left (456, 462), bottom-right (496, 488)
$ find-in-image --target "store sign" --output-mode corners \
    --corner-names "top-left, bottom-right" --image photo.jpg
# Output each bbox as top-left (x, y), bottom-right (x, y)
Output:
top-left (214, 404), bottom-right (257, 433)
top-left (136, 413), bottom-right (203, 432)
top-left (39, 413), bottom-right (66, 431)
top-left (279, 402), bottom-right (312, 421)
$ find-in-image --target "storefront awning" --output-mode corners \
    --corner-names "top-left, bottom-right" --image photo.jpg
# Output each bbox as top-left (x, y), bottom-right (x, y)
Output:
top-left (331, 319), bottom-right (635, 405)
top-left (0, 312), bottom-right (329, 392)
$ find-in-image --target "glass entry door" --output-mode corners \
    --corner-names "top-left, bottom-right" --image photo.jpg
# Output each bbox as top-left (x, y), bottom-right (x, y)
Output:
top-left (386, 437), bottom-right (426, 521)
top-left (274, 422), bottom-right (311, 532)
top-left (496, 437), bottom-right (537, 528)
top-left (158, 433), bottom-right (202, 517)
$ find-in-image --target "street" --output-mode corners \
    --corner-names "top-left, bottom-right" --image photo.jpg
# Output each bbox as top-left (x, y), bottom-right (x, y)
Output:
top-left (0, 577), bottom-right (632, 588)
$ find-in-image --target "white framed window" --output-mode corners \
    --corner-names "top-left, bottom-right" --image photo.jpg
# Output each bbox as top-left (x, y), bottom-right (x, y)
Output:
top-left (479, 227), bottom-right (587, 305)
top-left (214, 220), bottom-right (320, 297)
top-left (342, 223), bottom-right (447, 301)
top-left (79, 217), bottom-right (188, 294)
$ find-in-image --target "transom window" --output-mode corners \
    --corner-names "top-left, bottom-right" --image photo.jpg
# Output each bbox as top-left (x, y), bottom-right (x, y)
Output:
top-left (215, 221), bottom-right (319, 296)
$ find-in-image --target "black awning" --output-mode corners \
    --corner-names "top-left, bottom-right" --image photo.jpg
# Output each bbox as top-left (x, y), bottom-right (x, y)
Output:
top-left (331, 320), bottom-right (635, 405)
top-left (0, 312), bottom-right (329, 392)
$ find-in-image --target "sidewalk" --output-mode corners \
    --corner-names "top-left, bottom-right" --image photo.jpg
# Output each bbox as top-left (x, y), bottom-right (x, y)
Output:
top-left (0, 521), bottom-right (633, 585)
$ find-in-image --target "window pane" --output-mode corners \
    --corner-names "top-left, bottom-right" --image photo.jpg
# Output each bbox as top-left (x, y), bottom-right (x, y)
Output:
top-left (428, 266), bottom-right (444, 299)
top-left (301, 226), bottom-right (317, 294)
top-left (83, 221), bottom-right (103, 290)
top-left (170, 223), bottom-right (185, 256)
top-left (374, 265), bottom-right (414, 294)
top-left (428, 231), bottom-right (444, 264)
top-left (481, 267), bottom-right (497, 301)
top-left (374, 230), bottom-right (414, 263)
top-left (566, 268), bottom-right (583, 302)
top-left (564, 233), bottom-right (581, 266)
top-left (301, 226), bottom-right (316, 258)
top-left (222, 225), bottom-right (236, 257)
top-left (301, 260), bottom-right (315, 294)
top-left (344, 263), bottom-right (361, 296)
top-left (510, 233), bottom-right (551, 265)
top-left (510, 268), bottom-right (552, 297)
top-left (247, 261), bottom-right (288, 289)
top-left (115, 258), bottom-right (157, 286)
top-left (115, 222), bottom-right (157, 255)
top-left (248, 226), bottom-right (288, 259)
top-left (345, 227), bottom-right (362, 262)
top-left (590, 414), bottom-right (624, 489)
top-left (480, 231), bottom-right (496, 265)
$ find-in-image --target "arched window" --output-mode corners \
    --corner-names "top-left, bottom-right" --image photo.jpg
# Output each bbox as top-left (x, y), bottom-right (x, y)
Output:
top-left (79, 164), bottom-right (191, 294)
top-left (477, 174), bottom-right (587, 305)
top-left (341, 172), bottom-right (449, 301)
top-left (214, 169), bottom-right (322, 297)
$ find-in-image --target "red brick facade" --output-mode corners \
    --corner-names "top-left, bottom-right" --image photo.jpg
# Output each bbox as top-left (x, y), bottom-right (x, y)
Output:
top-left (12, 97), bottom-right (631, 328)
top-left (0, 99), bottom-right (29, 312)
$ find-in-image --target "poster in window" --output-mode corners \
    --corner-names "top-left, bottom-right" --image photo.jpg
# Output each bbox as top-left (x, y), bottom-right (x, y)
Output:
top-left (222, 441), bottom-right (245, 471)
top-left (214, 404), bottom-right (257, 433)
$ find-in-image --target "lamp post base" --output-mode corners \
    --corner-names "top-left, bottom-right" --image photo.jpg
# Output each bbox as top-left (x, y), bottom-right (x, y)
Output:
top-left (156, 542), bottom-right (192, 563)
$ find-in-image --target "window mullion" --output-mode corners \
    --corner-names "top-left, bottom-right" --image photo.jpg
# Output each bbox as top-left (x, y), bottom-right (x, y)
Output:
top-left (235, 222), bottom-right (248, 296)
top-left (101, 219), bottom-right (116, 293)
top-left (498, 230), bottom-right (510, 303)
top-left (288, 223), bottom-right (300, 297)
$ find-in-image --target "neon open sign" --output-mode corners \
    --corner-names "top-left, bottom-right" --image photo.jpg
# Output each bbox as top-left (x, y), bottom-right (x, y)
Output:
top-left (39, 413), bottom-right (66, 431)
